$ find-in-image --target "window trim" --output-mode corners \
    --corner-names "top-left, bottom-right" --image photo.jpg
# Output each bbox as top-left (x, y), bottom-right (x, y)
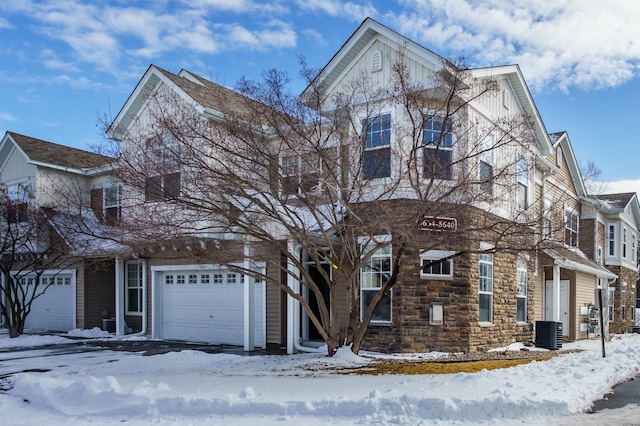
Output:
top-left (362, 114), bottom-right (392, 180)
top-left (478, 252), bottom-right (494, 323)
top-left (423, 114), bottom-right (454, 180)
top-left (564, 207), bottom-right (579, 248)
top-left (516, 156), bottom-right (529, 209)
top-left (103, 185), bottom-right (122, 223)
top-left (420, 250), bottom-right (454, 280)
top-left (359, 235), bottom-right (392, 324)
top-left (125, 261), bottom-right (144, 315)
top-left (607, 223), bottom-right (617, 257)
top-left (623, 228), bottom-right (628, 259)
top-left (516, 256), bottom-right (527, 323)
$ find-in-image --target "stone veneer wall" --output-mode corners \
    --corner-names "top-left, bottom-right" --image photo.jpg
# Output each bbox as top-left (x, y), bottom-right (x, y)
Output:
top-left (362, 249), bottom-right (535, 353)
top-left (606, 265), bottom-right (637, 333)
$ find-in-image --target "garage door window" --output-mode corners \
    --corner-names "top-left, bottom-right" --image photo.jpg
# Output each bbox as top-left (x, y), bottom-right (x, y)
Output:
top-left (201, 274), bottom-right (211, 284)
top-left (126, 262), bottom-right (143, 314)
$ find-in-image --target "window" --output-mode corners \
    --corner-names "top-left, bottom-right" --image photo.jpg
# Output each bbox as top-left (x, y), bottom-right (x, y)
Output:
top-left (633, 234), bottom-right (637, 263)
top-left (281, 152), bottom-right (321, 194)
top-left (145, 172), bottom-right (180, 201)
top-left (623, 228), bottom-right (628, 259)
top-left (597, 246), bottom-right (603, 265)
top-left (608, 224), bottom-right (617, 257)
top-left (145, 134), bottom-right (181, 201)
top-left (360, 239), bottom-right (392, 323)
top-left (5, 181), bottom-right (30, 223)
top-left (103, 185), bottom-right (121, 224)
top-left (608, 287), bottom-right (615, 322)
top-left (622, 282), bottom-right (627, 320)
top-left (556, 147), bottom-right (563, 167)
top-left (126, 262), bottom-right (143, 314)
top-left (564, 209), bottom-right (578, 247)
top-left (517, 257), bottom-right (527, 322)
top-left (363, 114), bottom-right (391, 179)
top-left (517, 156), bottom-right (529, 209)
top-left (423, 115), bottom-right (453, 180)
top-left (479, 253), bottom-right (494, 322)
top-left (479, 134), bottom-right (494, 195)
top-left (542, 195), bottom-right (553, 240)
top-left (420, 250), bottom-right (454, 279)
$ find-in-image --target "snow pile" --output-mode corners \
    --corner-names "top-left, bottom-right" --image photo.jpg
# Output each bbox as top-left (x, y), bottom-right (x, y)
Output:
top-left (2, 334), bottom-right (640, 425)
top-left (0, 332), bottom-right (74, 349)
top-left (67, 327), bottom-right (111, 338)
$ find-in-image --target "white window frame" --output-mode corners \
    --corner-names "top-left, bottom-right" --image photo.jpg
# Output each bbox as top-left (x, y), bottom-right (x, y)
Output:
top-left (607, 223), bottom-right (617, 257)
top-left (281, 152), bottom-right (321, 195)
top-left (633, 234), bottom-right (637, 263)
top-left (423, 114), bottom-right (454, 180)
top-left (479, 253), bottom-right (494, 323)
top-left (359, 235), bottom-right (392, 324)
top-left (564, 207), bottom-right (579, 247)
top-left (597, 246), bottom-right (603, 265)
top-left (623, 228), bottom-right (628, 259)
top-left (542, 195), bottom-right (553, 240)
top-left (516, 256), bottom-right (527, 323)
top-left (362, 114), bottom-right (392, 180)
top-left (125, 261), bottom-right (144, 315)
top-left (516, 156), bottom-right (529, 209)
top-left (479, 133), bottom-right (494, 195)
top-left (420, 250), bottom-right (454, 280)
top-left (103, 185), bottom-right (122, 222)
top-left (608, 286), bottom-right (615, 322)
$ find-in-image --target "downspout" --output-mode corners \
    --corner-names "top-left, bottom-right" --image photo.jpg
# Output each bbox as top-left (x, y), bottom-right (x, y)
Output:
top-left (286, 240), bottom-right (324, 354)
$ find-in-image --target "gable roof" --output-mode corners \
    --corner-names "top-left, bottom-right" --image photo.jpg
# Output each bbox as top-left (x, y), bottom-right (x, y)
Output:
top-left (550, 131), bottom-right (587, 197)
top-left (470, 65), bottom-right (553, 156)
top-left (302, 17), bottom-right (446, 100)
top-left (1, 131), bottom-right (114, 173)
top-left (594, 192), bottom-right (637, 210)
top-left (108, 65), bottom-right (270, 140)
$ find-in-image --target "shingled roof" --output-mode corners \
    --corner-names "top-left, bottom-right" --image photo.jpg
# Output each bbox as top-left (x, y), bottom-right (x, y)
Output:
top-left (8, 132), bottom-right (114, 170)
top-left (594, 192), bottom-right (636, 210)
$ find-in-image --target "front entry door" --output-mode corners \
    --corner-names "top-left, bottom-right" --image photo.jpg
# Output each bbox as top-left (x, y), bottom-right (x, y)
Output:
top-left (545, 280), bottom-right (570, 336)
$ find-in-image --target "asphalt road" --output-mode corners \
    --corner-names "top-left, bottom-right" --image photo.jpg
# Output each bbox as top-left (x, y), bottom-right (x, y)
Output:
top-left (590, 375), bottom-right (640, 412)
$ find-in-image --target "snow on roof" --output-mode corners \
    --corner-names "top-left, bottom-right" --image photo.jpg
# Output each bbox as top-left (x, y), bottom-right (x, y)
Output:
top-left (594, 192), bottom-right (636, 210)
top-left (47, 208), bottom-right (131, 256)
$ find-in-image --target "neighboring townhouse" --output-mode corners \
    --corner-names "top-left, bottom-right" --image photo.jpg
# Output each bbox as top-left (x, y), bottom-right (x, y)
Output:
top-left (583, 192), bottom-right (640, 333)
top-left (536, 132), bottom-right (617, 342)
top-left (0, 131), bottom-right (122, 332)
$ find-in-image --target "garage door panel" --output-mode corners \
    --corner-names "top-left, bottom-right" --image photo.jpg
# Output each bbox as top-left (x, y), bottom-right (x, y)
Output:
top-left (161, 270), bottom-right (264, 346)
top-left (24, 274), bottom-right (75, 332)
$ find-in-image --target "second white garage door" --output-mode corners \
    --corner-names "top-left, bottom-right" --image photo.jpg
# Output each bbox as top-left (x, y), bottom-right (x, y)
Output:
top-left (160, 269), bottom-right (264, 346)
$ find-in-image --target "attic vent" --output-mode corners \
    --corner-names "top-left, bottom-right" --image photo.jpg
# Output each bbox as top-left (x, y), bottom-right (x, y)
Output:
top-left (371, 50), bottom-right (383, 72)
top-left (503, 89), bottom-right (511, 109)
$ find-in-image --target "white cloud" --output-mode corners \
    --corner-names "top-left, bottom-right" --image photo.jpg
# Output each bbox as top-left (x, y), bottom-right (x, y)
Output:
top-left (604, 179), bottom-right (640, 198)
top-left (294, 0), bottom-right (377, 21)
top-left (393, 0), bottom-right (640, 92)
top-left (0, 112), bottom-right (17, 122)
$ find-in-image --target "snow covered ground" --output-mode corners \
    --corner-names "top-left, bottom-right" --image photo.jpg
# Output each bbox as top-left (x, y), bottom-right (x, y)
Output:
top-left (1, 329), bottom-right (640, 425)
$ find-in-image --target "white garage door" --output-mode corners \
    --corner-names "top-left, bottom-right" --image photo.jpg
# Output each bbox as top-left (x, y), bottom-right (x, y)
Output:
top-left (161, 269), bottom-right (264, 346)
top-left (24, 273), bottom-right (75, 332)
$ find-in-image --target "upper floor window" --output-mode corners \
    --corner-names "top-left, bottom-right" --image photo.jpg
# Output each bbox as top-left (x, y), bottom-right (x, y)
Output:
top-left (423, 115), bottom-right (453, 180)
top-left (103, 185), bottom-right (122, 224)
top-left (633, 234), bottom-right (637, 263)
top-left (608, 224), bottom-right (617, 257)
top-left (479, 134), bottom-right (494, 195)
top-left (542, 195), bottom-right (553, 240)
top-left (125, 261), bottom-right (144, 315)
top-left (360, 237), bottom-right (392, 323)
top-left (564, 208), bottom-right (578, 247)
top-left (5, 181), bottom-right (31, 223)
top-left (362, 114), bottom-right (391, 179)
top-left (517, 156), bottom-right (529, 209)
top-left (145, 134), bottom-right (181, 202)
top-left (281, 152), bottom-right (321, 195)
top-left (623, 228), bottom-right (628, 258)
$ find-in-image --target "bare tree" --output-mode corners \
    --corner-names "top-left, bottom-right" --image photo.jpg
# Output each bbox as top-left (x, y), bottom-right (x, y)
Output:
top-left (0, 185), bottom-right (80, 337)
top-left (581, 159), bottom-right (607, 195)
top-left (107, 56), bottom-right (549, 355)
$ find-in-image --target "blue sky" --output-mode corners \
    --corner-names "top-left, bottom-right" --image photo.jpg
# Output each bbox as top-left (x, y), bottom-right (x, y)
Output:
top-left (1, 0), bottom-right (640, 193)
